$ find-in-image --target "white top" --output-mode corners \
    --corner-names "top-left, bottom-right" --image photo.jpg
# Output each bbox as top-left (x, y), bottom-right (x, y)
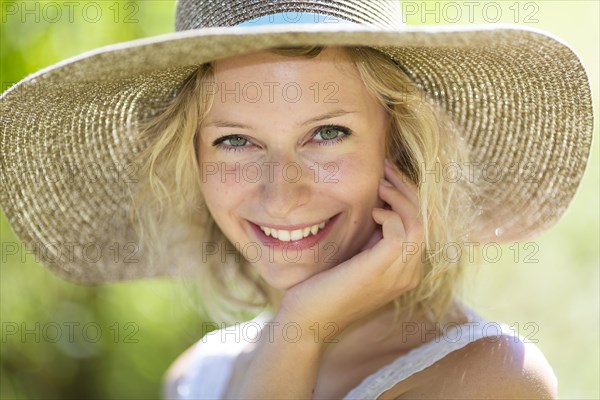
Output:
top-left (165, 306), bottom-right (527, 399)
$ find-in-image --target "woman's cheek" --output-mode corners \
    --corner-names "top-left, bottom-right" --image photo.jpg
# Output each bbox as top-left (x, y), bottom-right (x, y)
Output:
top-left (200, 162), bottom-right (248, 209)
top-left (203, 161), bottom-right (244, 187)
top-left (321, 155), bottom-right (383, 202)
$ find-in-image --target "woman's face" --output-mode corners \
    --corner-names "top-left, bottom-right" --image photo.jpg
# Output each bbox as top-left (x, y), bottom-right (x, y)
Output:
top-left (198, 47), bottom-right (390, 291)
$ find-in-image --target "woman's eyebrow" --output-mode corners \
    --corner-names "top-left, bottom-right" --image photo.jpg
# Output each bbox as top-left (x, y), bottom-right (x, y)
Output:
top-left (204, 120), bottom-right (252, 129)
top-left (297, 110), bottom-right (357, 127)
top-left (204, 109), bottom-right (357, 129)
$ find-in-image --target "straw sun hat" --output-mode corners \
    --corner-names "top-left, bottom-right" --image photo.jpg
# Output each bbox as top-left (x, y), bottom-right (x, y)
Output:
top-left (0, 0), bottom-right (594, 284)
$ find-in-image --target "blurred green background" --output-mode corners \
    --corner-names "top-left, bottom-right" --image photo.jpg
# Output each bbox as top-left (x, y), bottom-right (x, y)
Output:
top-left (1, 1), bottom-right (598, 399)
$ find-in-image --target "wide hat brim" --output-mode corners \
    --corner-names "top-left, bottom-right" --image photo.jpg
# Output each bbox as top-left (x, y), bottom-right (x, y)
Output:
top-left (0, 23), bottom-right (594, 284)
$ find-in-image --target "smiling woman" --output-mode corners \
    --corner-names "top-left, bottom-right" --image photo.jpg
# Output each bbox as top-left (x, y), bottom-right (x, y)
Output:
top-left (129, 45), bottom-right (558, 399)
top-left (199, 48), bottom-right (392, 295)
top-left (0, 0), bottom-right (595, 399)
top-left (131, 45), bottom-right (477, 332)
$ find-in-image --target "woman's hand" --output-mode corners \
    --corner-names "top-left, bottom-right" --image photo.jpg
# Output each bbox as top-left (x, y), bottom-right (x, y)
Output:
top-left (278, 159), bottom-right (425, 341)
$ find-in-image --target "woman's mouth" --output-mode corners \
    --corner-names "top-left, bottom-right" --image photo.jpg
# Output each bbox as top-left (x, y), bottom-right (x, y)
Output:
top-left (249, 213), bottom-right (340, 250)
top-left (259, 219), bottom-right (328, 241)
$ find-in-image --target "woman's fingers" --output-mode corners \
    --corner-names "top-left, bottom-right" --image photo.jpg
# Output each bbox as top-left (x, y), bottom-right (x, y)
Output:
top-left (370, 207), bottom-right (423, 293)
top-left (378, 180), bottom-right (422, 241)
top-left (372, 207), bottom-right (406, 244)
top-left (377, 164), bottom-right (425, 288)
top-left (371, 207), bottom-right (422, 260)
top-left (384, 159), bottom-right (419, 207)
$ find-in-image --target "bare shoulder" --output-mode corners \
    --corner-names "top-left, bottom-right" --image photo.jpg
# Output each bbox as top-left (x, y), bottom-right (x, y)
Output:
top-left (447, 334), bottom-right (558, 399)
top-left (163, 343), bottom-right (199, 399)
top-left (383, 334), bottom-right (558, 399)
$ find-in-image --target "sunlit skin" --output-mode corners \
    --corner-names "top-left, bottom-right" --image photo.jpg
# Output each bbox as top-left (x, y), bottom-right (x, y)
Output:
top-left (197, 47), bottom-right (391, 292)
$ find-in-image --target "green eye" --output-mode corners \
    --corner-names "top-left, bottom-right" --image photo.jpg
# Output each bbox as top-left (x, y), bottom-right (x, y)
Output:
top-left (320, 127), bottom-right (341, 140)
top-left (226, 136), bottom-right (247, 146)
top-left (212, 135), bottom-right (252, 152)
top-left (313, 125), bottom-right (351, 144)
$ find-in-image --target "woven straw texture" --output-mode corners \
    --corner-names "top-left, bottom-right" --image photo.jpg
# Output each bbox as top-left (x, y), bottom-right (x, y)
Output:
top-left (0, 0), bottom-right (594, 283)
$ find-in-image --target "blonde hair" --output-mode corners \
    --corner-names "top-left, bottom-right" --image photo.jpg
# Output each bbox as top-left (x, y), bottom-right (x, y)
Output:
top-left (130, 46), bottom-right (482, 326)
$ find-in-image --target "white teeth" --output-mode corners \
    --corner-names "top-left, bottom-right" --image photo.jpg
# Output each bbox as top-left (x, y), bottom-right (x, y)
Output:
top-left (310, 225), bottom-right (319, 235)
top-left (290, 229), bottom-right (303, 241)
top-left (260, 218), bottom-right (331, 241)
top-left (278, 230), bottom-right (290, 241)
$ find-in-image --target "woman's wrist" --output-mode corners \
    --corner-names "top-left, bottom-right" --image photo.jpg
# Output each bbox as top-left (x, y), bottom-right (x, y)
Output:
top-left (273, 305), bottom-right (345, 347)
top-left (236, 311), bottom-right (326, 398)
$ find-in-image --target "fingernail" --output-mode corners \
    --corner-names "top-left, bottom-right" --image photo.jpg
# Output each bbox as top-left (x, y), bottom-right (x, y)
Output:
top-left (380, 178), bottom-right (393, 187)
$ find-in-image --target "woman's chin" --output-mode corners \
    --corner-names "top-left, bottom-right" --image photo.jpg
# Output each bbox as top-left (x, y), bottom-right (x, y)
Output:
top-left (254, 260), bottom-right (332, 290)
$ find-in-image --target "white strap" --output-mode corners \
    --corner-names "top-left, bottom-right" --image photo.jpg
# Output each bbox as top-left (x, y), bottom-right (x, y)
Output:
top-left (343, 313), bottom-right (519, 399)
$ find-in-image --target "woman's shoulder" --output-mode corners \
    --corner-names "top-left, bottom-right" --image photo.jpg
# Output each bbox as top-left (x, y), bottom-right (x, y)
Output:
top-left (162, 311), bottom-right (274, 399)
top-left (162, 328), bottom-right (242, 399)
top-left (406, 332), bottom-right (558, 399)
top-left (381, 312), bottom-right (558, 399)
top-left (445, 332), bottom-right (558, 398)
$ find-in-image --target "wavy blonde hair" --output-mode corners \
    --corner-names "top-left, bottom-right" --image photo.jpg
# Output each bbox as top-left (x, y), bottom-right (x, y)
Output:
top-left (130, 46), bottom-right (482, 327)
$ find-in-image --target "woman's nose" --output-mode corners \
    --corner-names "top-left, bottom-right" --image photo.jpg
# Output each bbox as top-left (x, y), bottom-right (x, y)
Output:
top-left (258, 157), bottom-right (312, 219)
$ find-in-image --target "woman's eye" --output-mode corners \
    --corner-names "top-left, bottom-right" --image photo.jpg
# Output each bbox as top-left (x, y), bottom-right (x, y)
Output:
top-left (212, 135), bottom-right (251, 151)
top-left (225, 136), bottom-right (248, 146)
top-left (313, 125), bottom-right (351, 144)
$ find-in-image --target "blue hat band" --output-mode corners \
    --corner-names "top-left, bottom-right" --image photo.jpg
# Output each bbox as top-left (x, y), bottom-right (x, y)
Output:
top-left (237, 11), bottom-right (356, 27)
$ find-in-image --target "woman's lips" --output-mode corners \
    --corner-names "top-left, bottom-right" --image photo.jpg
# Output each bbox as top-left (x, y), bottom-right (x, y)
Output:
top-left (249, 213), bottom-right (340, 251)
